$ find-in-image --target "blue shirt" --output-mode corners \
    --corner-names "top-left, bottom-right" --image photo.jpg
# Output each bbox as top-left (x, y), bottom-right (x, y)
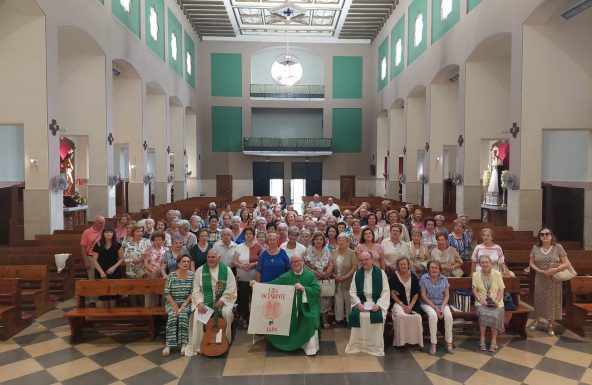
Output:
top-left (447, 233), bottom-right (472, 261)
top-left (419, 274), bottom-right (449, 307)
top-left (256, 249), bottom-right (291, 283)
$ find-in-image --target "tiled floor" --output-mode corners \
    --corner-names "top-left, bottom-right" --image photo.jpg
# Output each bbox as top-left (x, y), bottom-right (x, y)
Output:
top-left (1, 299), bottom-right (592, 385)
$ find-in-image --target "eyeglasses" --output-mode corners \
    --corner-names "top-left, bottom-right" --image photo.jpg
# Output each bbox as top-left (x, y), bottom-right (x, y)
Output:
top-left (539, 232), bottom-right (551, 236)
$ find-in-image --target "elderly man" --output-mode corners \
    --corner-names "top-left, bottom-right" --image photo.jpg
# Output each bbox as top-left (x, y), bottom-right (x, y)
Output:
top-left (263, 255), bottom-right (321, 356)
top-left (345, 251), bottom-right (390, 356)
top-left (212, 228), bottom-right (239, 267)
top-left (80, 215), bottom-right (106, 280)
top-left (186, 249), bottom-right (237, 356)
top-left (308, 194), bottom-right (323, 209)
top-left (324, 197), bottom-right (340, 215)
top-left (206, 216), bottom-right (221, 248)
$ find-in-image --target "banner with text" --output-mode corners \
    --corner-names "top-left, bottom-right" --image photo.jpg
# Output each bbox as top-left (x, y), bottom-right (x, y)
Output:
top-left (248, 283), bottom-right (295, 336)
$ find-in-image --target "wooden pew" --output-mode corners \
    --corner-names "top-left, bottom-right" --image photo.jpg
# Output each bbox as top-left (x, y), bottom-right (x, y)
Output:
top-left (560, 276), bottom-right (592, 337)
top-left (65, 279), bottom-right (166, 343)
top-left (0, 265), bottom-right (53, 317)
top-left (448, 276), bottom-right (532, 339)
top-left (0, 253), bottom-right (75, 299)
top-left (0, 278), bottom-right (33, 340)
top-left (2, 243), bottom-right (87, 279)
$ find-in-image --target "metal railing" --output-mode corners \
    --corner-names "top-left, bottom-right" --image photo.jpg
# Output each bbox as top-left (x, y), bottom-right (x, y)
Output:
top-left (250, 84), bottom-right (325, 99)
top-left (243, 137), bottom-right (332, 152)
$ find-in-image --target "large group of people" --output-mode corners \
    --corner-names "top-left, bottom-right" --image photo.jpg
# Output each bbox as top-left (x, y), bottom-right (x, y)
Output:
top-left (80, 196), bottom-right (573, 358)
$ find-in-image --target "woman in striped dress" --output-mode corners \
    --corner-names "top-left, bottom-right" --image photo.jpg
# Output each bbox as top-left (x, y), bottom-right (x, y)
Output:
top-left (162, 254), bottom-right (194, 356)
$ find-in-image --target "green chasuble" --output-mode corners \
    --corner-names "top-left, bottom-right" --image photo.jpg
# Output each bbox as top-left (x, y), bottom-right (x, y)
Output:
top-left (348, 265), bottom-right (383, 328)
top-left (266, 269), bottom-right (321, 351)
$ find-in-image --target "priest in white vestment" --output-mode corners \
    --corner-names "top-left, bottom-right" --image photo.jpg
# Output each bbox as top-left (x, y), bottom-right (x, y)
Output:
top-left (186, 249), bottom-right (237, 356)
top-left (345, 251), bottom-right (390, 356)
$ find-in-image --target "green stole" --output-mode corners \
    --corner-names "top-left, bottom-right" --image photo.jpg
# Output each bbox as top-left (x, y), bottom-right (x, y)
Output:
top-left (348, 265), bottom-right (383, 328)
top-left (202, 262), bottom-right (228, 308)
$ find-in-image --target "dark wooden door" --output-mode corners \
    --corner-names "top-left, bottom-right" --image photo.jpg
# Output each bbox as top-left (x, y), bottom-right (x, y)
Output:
top-left (252, 162), bottom-right (284, 196)
top-left (292, 162), bottom-right (322, 196)
top-left (443, 179), bottom-right (456, 213)
top-left (216, 175), bottom-right (233, 202)
top-left (116, 181), bottom-right (128, 214)
top-left (542, 183), bottom-right (584, 245)
top-left (340, 176), bottom-right (356, 203)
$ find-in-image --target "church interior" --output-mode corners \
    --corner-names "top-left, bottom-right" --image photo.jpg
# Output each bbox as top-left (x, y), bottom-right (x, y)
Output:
top-left (0, 0), bottom-right (592, 384)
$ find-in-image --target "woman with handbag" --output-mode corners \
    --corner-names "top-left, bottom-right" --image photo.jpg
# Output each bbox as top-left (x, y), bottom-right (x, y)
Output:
top-left (305, 232), bottom-right (334, 329)
top-left (472, 255), bottom-right (505, 352)
top-left (331, 233), bottom-right (358, 327)
top-left (529, 227), bottom-right (573, 336)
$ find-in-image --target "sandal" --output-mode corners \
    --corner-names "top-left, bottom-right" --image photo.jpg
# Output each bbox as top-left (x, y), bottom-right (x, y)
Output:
top-left (548, 325), bottom-right (555, 336)
top-left (162, 346), bottom-right (170, 357)
top-left (446, 344), bottom-right (455, 354)
top-left (429, 344), bottom-right (437, 356)
top-left (528, 321), bottom-right (538, 331)
top-left (489, 343), bottom-right (498, 353)
top-left (479, 340), bottom-right (487, 351)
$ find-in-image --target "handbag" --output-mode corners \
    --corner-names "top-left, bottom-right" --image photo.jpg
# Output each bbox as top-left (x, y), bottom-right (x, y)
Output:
top-left (503, 293), bottom-right (515, 311)
top-left (552, 264), bottom-right (577, 282)
top-left (319, 279), bottom-right (336, 297)
top-left (452, 289), bottom-right (472, 313)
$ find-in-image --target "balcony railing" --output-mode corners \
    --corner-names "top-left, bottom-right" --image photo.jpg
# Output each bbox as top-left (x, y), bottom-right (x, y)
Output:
top-left (250, 84), bottom-right (325, 100)
top-left (243, 137), bottom-right (332, 156)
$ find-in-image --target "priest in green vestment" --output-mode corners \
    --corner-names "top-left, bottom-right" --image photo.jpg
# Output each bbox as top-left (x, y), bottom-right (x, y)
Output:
top-left (265, 255), bottom-right (321, 355)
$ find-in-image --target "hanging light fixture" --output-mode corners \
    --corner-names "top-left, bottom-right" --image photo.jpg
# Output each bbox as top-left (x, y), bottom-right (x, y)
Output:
top-left (270, 36), bottom-right (303, 86)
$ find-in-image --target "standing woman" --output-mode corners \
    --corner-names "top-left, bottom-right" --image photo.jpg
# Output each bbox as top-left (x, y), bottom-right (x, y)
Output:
top-left (240, 209), bottom-right (251, 230)
top-left (161, 235), bottom-right (189, 278)
top-left (434, 215), bottom-right (448, 235)
top-left (234, 227), bottom-right (263, 327)
top-left (381, 224), bottom-right (410, 272)
top-left (189, 229), bottom-right (210, 272)
top-left (472, 255), bottom-right (505, 352)
top-left (178, 220), bottom-right (198, 250)
top-left (162, 254), bottom-right (194, 357)
top-left (529, 227), bottom-right (571, 336)
top-left (325, 225), bottom-right (339, 253)
top-left (386, 210), bottom-right (410, 242)
top-left (375, 209), bottom-right (387, 229)
top-left (399, 206), bottom-right (412, 234)
top-left (143, 231), bottom-right (169, 306)
top-left (471, 228), bottom-right (512, 276)
top-left (348, 219), bottom-right (363, 249)
top-left (355, 227), bottom-right (385, 270)
top-left (389, 257), bottom-right (423, 349)
top-left (420, 260), bottom-right (454, 355)
top-left (421, 218), bottom-right (438, 253)
top-left (255, 233), bottom-right (291, 283)
top-left (410, 209), bottom-right (425, 232)
top-left (447, 219), bottom-right (473, 262)
top-left (92, 226), bottom-right (123, 308)
top-left (155, 219), bottom-right (172, 247)
top-left (304, 232), bottom-right (334, 329)
top-left (365, 213), bottom-right (384, 243)
top-left (230, 216), bottom-right (244, 244)
top-left (115, 214), bottom-right (130, 241)
top-left (407, 229), bottom-right (428, 276)
top-left (331, 233), bottom-right (357, 326)
top-left (122, 225), bottom-right (151, 306)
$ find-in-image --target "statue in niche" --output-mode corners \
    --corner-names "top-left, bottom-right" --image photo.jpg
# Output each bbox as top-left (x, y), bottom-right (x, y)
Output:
top-left (62, 150), bottom-right (75, 193)
top-left (483, 141), bottom-right (509, 206)
top-left (487, 146), bottom-right (503, 195)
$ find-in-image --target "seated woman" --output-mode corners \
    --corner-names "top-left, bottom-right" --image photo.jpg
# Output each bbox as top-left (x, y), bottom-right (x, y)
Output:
top-left (407, 229), bottom-right (428, 276)
top-left (389, 257), bottom-right (423, 349)
top-left (472, 255), bottom-right (505, 352)
top-left (420, 260), bottom-right (454, 355)
top-left (430, 232), bottom-right (464, 277)
top-left (162, 254), bottom-right (194, 356)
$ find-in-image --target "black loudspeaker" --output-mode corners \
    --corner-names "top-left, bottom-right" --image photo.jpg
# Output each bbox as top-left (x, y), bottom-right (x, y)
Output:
top-left (370, 165), bottom-right (376, 176)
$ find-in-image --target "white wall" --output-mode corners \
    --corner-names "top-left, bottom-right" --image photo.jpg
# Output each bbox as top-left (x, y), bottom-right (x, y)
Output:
top-left (251, 47), bottom-right (323, 85)
top-left (542, 130), bottom-right (591, 182)
top-left (0, 125), bottom-right (25, 181)
top-left (251, 108), bottom-right (323, 138)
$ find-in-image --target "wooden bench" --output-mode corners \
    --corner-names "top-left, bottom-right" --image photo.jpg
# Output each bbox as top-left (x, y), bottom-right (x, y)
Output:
top-left (559, 276), bottom-right (592, 337)
top-left (0, 253), bottom-right (75, 299)
top-left (0, 278), bottom-right (33, 340)
top-left (0, 265), bottom-right (53, 317)
top-left (65, 279), bottom-right (166, 343)
top-left (447, 277), bottom-right (531, 339)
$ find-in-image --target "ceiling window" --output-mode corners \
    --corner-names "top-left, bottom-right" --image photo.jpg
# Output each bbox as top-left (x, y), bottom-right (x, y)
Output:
top-left (441, 0), bottom-right (453, 21)
top-left (414, 13), bottom-right (423, 47)
top-left (395, 38), bottom-right (402, 66)
top-left (149, 6), bottom-right (158, 41)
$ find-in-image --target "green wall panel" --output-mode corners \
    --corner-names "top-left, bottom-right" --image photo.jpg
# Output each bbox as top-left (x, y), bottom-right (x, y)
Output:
top-left (167, 8), bottom-right (183, 77)
top-left (432, 0), bottom-right (460, 43)
top-left (332, 56), bottom-right (363, 99)
top-left (377, 38), bottom-right (389, 91)
top-left (332, 108), bottom-right (362, 153)
top-left (390, 16), bottom-right (405, 81)
top-left (98, 0), bottom-right (104, 4)
top-left (184, 32), bottom-right (195, 88)
top-left (211, 53), bottom-right (242, 97)
top-left (408, 0), bottom-right (427, 65)
top-left (468, 0), bottom-right (484, 12)
top-left (212, 106), bottom-right (242, 152)
top-left (112, 0), bottom-right (140, 38)
top-left (145, 0), bottom-right (165, 61)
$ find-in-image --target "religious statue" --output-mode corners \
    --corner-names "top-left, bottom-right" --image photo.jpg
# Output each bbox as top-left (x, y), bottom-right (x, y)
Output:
top-left (484, 145), bottom-right (503, 205)
top-left (60, 149), bottom-right (75, 195)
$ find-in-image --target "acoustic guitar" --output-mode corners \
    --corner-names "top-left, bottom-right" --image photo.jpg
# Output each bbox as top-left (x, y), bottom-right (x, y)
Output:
top-left (200, 281), bottom-right (230, 356)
